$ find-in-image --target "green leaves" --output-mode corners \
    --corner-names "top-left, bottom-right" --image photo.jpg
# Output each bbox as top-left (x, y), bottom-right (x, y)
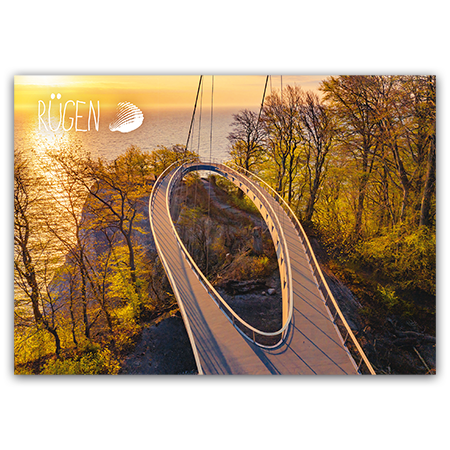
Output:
top-left (354, 225), bottom-right (435, 296)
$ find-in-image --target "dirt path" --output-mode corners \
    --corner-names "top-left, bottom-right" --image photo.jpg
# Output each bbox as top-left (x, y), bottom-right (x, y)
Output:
top-left (201, 178), bottom-right (265, 228)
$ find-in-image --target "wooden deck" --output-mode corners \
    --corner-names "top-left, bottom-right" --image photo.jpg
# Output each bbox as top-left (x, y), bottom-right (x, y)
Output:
top-left (150, 164), bottom-right (359, 375)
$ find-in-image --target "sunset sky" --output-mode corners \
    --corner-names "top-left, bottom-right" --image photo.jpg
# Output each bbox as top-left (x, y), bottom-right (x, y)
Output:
top-left (14, 75), bottom-right (327, 112)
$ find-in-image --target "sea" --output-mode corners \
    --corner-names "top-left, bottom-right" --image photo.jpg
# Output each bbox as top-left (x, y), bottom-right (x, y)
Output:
top-left (14, 105), bottom-right (247, 299)
top-left (14, 105), bottom-right (243, 163)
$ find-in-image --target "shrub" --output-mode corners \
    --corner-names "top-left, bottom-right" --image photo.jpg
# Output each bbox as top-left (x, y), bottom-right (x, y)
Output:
top-left (226, 253), bottom-right (274, 281)
top-left (354, 226), bottom-right (435, 296)
top-left (376, 284), bottom-right (400, 310)
top-left (41, 342), bottom-right (120, 375)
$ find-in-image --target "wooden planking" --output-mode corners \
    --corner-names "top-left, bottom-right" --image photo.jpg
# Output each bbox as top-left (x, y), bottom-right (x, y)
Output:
top-left (150, 166), bottom-right (358, 375)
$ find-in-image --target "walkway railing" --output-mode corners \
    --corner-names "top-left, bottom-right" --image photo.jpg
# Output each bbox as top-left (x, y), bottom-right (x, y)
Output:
top-left (149, 158), bottom-right (204, 374)
top-left (150, 158), bottom-right (375, 373)
top-left (227, 162), bottom-right (376, 375)
top-left (164, 160), bottom-right (294, 348)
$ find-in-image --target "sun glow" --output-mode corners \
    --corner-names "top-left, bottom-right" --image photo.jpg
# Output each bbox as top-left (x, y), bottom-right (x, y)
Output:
top-left (15, 75), bottom-right (326, 113)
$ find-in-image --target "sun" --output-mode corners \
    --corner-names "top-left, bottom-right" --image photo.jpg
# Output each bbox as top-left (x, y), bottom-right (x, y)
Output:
top-left (15, 75), bottom-right (71, 86)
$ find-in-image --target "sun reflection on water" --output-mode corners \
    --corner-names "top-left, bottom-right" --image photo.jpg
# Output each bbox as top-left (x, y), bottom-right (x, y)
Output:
top-left (16, 112), bottom-right (90, 284)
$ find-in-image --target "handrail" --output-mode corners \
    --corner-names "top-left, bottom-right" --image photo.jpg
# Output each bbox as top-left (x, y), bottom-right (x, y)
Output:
top-left (227, 162), bottom-right (376, 375)
top-left (165, 160), bottom-right (294, 348)
top-left (149, 158), bottom-right (204, 374)
top-left (213, 161), bottom-right (294, 330)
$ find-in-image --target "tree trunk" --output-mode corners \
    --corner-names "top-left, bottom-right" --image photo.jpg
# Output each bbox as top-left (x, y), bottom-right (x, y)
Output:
top-left (355, 158), bottom-right (369, 238)
top-left (124, 231), bottom-right (137, 288)
top-left (80, 265), bottom-right (90, 339)
top-left (103, 306), bottom-right (113, 331)
top-left (251, 227), bottom-right (263, 255)
top-left (46, 326), bottom-right (62, 357)
top-left (69, 283), bottom-right (78, 347)
top-left (392, 142), bottom-right (411, 222)
top-left (419, 135), bottom-right (436, 227)
top-left (288, 169), bottom-right (294, 204)
top-left (25, 258), bottom-right (61, 356)
top-left (355, 188), bottom-right (365, 237)
top-left (305, 165), bottom-right (322, 223)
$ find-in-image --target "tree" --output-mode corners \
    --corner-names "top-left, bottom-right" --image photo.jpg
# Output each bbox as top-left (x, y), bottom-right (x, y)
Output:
top-left (321, 76), bottom-right (381, 237)
top-left (228, 109), bottom-right (265, 172)
top-left (420, 132), bottom-right (436, 227)
top-left (46, 147), bottom-right (121, 339)
top-left (177, 206), bottom-right (213, 273)
top-left (148, 144), bottom-right (199, 177)
top-left (46, 151), bottom-right (95, 339)
top-left (15, 141), bottom-right (200, 373)
top-left (85, 147), bottom-right (153, 299)
top-left (363, 75), bottom-right (436, 228)
top-left (47, 145), bottom-right (153, 322)
top-left (262, 86), bottom-right (304, 204)
top-left (409, 76), bottom-right (436, 227)
top-left (371, 76), bottom-right (421, 225)
top-left (14, 152), bottom-right (62, 356)
top-left (298, 90), bottom-right (335, 223)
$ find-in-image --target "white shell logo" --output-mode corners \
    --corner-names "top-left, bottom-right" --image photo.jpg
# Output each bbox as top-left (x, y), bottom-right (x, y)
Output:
top-left (109, 101), bottom-right (144, 133)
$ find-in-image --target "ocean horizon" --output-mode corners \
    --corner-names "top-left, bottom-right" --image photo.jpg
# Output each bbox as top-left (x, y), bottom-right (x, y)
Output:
top-left (14, 105), bottom-right (249, 163)
top-left (13, 103), bottom-right (250, 311)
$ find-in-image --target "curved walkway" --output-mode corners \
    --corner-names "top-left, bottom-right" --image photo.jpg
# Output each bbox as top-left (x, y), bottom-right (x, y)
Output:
top-left (149, 160), bottom-right (373, 375)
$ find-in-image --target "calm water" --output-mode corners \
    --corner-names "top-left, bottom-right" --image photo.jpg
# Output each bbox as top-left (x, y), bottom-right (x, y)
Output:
top-left (14, 105), bottom-right (242, 162)
top-left (14, 105), bottom-right (246, 298)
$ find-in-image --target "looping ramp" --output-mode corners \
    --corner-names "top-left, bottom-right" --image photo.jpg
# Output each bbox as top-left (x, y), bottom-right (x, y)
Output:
top-left (149, 159), bottom-right (375, 375)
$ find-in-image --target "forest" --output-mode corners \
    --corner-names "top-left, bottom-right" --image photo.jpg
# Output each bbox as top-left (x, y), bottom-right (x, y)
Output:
top-left (14, 144), bottom-right (197, 374)
top-left (14, 75), bottom-right (436, 374)
top-left (232, 76), bottom-right (435, 299)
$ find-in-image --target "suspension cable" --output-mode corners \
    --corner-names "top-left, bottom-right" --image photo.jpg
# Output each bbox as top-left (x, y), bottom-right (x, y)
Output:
top-left (206, 75), bottom-right (214, 277)
top-left (186, 75), bottom-right (203, 152)
top-left (209, 75), bottom-right (214, 161)
top-left (197, 79), bottom-right (203, 154)
top-left (255, 75), bottom-right (269, 132)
